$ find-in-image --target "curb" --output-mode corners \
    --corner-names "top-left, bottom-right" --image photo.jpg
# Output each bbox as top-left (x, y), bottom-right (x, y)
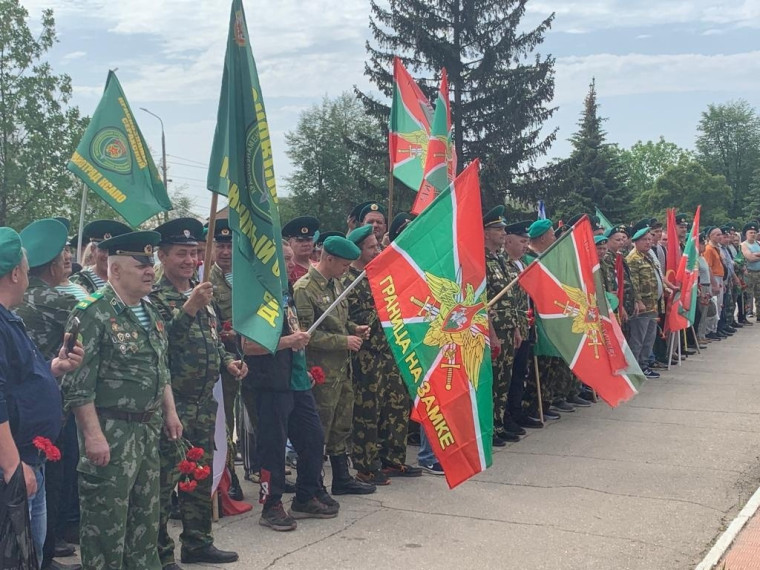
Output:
top-left (695, 483), bottom-right (760, 569)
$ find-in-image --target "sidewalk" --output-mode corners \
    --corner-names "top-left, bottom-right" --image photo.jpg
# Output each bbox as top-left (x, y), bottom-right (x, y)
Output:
top-left (720, 509), bottom-right (760, 569)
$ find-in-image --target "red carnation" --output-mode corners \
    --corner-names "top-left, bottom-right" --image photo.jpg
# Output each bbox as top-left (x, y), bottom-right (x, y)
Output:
top-left (193, 465), bottom-right (211, 481)
top-left (178, 460), bottom-right (197, 475)
top-left (32, 436), bottom-right (61, 462)
top-left (491, 345), bottom-right (501, 361)
top-left (526, 308), bottom-right (535, 328)
top-left (178, 480), bottom-right (198, 493)
top-left (222, 321), bottom-right (233, 332)
top-left (186, 447), bottom-right (204, 461)
top-left (310, 366), bottom-right (325, 386)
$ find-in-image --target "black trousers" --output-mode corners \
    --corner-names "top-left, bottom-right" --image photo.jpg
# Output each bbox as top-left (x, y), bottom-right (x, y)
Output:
top-left (508, 340), bottom-right (530, 419)
top-left (255, 389), bottom-right (324, 507)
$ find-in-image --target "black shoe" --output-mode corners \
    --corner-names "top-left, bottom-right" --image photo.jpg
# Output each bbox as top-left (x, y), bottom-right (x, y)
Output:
top-left (721, 328), bottom-right (735, 335)
top-left (516, 415), bottom-right (543, 428)
top-left (568, 395), bottom-right (592, 407)
top-left (382, 463), bottom-right (423, 477)
top-left (54, 539), bottom-right (75, 558)
top-left (407, 432), bottom-right (421, 446)
top-left (162, 564), bottom-right (183, 570)
top-left (502, 418), bottom-right (527, 436)
top-left (683, 348), bottom-right (697, 355)
top-left (492, 435), bottom-right (507, 447)
top-left (284, 478), bottom-right (297, 493)
top-left (550, 400), bottom-right (575, 412)
top-left (732, 322), bottom-right (744, 328)
top-left (498, 431), bottom-right (520, 442)
top-left (42, 561), bottom-right (82, 570)
top-left (289, 497), bottom-right (339, 519)
top-left (259, 502), bottom-right (297, 531)
top-left (316, 486), bottom-right (340, 509)
top-left (180, 545), bottom-right (239, 564)
top-left (357, 469), bottom-right (391, 486)
top-left (329, 455), bottom-right (376, 495)
top-left (227, 471), bottom-right (244, 501)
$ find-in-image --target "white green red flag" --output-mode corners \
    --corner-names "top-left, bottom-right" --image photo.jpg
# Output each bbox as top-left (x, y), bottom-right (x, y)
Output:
top-left (518, 217), bottom-right (644, 406)
top-left (411, 69), bottom-right (456, 215)
top-left (389, 57), bottom-right (434, 191)
top-left (666, 206), bottom-right (701, 332)
top-left (366, 160), bottom-right (492, 488)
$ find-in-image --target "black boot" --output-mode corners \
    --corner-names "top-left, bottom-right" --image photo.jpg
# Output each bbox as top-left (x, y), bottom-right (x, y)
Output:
top-left (228, 468), bottom-right (244, 501)
top-left (329, 455), bottom-right (375, 495)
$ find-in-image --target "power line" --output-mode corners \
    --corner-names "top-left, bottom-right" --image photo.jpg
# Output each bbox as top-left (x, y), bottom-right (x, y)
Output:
top-left (166, 153), bottom-right (207, 166)
top-left (167, 160), bottom-right (207, 170)
top-left (171, 174), bottom-right (208, 184)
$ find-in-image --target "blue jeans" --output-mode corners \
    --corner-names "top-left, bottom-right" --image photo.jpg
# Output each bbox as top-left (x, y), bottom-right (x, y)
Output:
top-left (29, 464), bottom-right (46, 569)
top-left (417, 429), bottom-right (436, 465)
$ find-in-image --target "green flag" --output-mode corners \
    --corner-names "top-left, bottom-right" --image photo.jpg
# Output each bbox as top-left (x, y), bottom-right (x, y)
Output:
top-left (67, 71), bottom-right (172, 227)
top-left (207, 0), bottom-right (287, 353)
top-left (594, 207), bottom-right (613, 231)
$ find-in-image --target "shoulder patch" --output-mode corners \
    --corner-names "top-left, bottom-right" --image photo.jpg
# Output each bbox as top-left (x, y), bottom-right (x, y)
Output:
top-left (75, 291), bottom-right (104, 310)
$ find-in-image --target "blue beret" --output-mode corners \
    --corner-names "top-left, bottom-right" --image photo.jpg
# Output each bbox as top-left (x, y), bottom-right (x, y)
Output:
top-left (322, 236), bottom-right (360, 260)
top-left (0, 227), bottom-right (23, 277)
top-left (528, 219), bottom-right (553, 239)
top-left (20, 219), bottom-right (69, 268)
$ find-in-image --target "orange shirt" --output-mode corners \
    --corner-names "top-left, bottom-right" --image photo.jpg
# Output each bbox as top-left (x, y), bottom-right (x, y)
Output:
top-left (703, 244), bottom-right (724, 278)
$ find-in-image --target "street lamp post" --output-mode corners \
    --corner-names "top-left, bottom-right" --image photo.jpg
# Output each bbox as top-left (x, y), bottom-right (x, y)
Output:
top-left (139, 107), bottom-right (168, 192)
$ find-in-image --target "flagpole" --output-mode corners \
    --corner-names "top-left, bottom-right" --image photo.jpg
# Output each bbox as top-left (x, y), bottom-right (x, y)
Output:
top-left (76, 183), bottom-right (88, 263)
top-left (690, 325), bottom-right (701, 354)
top-left (307, 270), bottom-right (366, 334)
top-left (486, 273), bottom-right (521, 309)
top-left (387, 171), bottom-right (395, 226)
top-left (203, 193), bottom-right (219, 284)
top-left (532, 355), bottom-right (544, 424)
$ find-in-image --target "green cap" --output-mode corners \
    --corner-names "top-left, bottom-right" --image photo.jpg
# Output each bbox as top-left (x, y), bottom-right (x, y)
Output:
top-left (483, 206), bottom-right (506, 228)
top-left (155, 217), bottom-right (203, 245)
top-left (82, 219), bottom-right (132, 244)
top-left (505, 220), bottom-right (531, 237)
top-left (631, 226), bottom-right (651, 242)
top-left (594, 235), bottom-right (609, 245)
top-left (282, 216), bottom-right (319, 239)
top-left (389, 212), bottom-right (415, 242)
top-left (605, 224), bottom-right (629, 239)
top-left (675, 213), bottom-right (689, 226)
top-left (53, 217), bottom-right (71, 231)
top-left (20, 218), bottom-right (69, 268)
top-left (98, 231), bottom-right (161, 265)
top-left (322, 236), bottom-right (360, 260)
top-left (349, 201), bottom-right (374, 222)
top-left (743, 222), bottom-right (759, 234)
top-left (213, 219), bottom-right (233, 242)
top-left (347, 225), bottom-right (373, 246)
top-left (0, 227), bottom-right (23, 277)
top-left (527, 219), bottom-right (553, 239)
top-left (359, 202), bottom-right (387, 222)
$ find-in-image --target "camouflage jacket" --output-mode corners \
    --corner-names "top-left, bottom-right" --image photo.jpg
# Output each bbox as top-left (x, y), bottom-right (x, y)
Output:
top-left (603, 250), bottom-right (636, 315)
top-left (505, 256), bottom-right (530, 340)
top-left (70, 267), bottom-right (105, 294)
top-left (61, 283), bottom-right (170, 413)
top-left (486, 250), bottom-right (520, 340)
top-left (208, 264), bottom-right (232, 322)
top-left (16, 276), bottom-right (78, 360)
top-left (149, 276), bottom-right (234, 402)
top-left (626, 249), bottom-right (660, 314)
top-left (294, 265), bottom-right (359, 382)
top-left (343, 266), bottom-right (390, 355)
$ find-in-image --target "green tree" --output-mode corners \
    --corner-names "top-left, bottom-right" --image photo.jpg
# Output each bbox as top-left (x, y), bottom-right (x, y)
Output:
top-left (0, 0), bottom-right (88, 228)
top-left (284, 93), bottom-right (387, 231)
top-left (547, 80), bottom-right (631, 222)
top-left (638, 158), bottom-right (732, 226)
top-left (358, 0), bottom-right (557, 209)
top-left (695, 100), bottom-right (760, 219)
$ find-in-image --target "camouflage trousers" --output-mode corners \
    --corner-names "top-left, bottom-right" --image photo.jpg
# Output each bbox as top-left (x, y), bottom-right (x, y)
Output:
top-left (78, 417), bottom-right (162, 570)
top-left (313, 377), bottom-right (354, 456)
top-left (158, 398), bottom-right (215, 566)
top-left (221, 370), bottom-right (239, 473)
top-left (745, 271), bottom-right (760, 315)
top-left (491, 338), bottom-right (516, 430)
top-left (523, 356), bottom-right (569, 413)
top-left (351, 349), bottom-right (411, 472)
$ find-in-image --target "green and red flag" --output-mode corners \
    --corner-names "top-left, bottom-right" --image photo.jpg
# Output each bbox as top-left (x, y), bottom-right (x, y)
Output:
top-left (518, 217), bottom-right (644, 406)
top-left (67, 71), bottom-right (172, 227)
top-left (665, 208), bottom-right (680, 286)
top-left (366, 160), bottom-right (492, 488)
top-left (207, 0), bottom-right (288, 353)
top-left (411, 69), bottom-right (456, 215)
top-left (389, 57), bottom-right (434, 191)
top-left (666, 206), bottom-right (701, 332)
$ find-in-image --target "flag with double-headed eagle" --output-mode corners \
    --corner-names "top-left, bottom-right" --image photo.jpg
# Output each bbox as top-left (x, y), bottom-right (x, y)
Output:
top-left (518, 217), bottom-right (644, 406)
top-left (366, 160), bottom-right (492, 489)
top-left (389, 57), bottom-right (434, 191)
top-left (411, 69), bottom-right (456, 215)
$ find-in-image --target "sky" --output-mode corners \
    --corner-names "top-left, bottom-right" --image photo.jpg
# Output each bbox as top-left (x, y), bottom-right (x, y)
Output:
top-left (19, 0), bottom-right (760, 218)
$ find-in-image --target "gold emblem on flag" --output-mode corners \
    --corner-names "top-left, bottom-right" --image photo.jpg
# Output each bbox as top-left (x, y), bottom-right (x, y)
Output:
top-left (556, 284), bottom-right (603, 358)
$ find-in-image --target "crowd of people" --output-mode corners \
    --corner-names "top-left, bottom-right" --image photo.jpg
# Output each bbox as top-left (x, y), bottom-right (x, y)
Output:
top-left (0, 201), bottom-right (756, 569)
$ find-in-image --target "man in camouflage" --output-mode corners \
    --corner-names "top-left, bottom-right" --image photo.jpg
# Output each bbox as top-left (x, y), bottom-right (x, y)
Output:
top-left (70, 220), bottom-right (131, 293)
top-left (61, 231), bottom-right (183, 570)
top-left (205, 219), bottom-right (244, 500)
top-left (343, 225), bottom-right (420, 485)
top-left (293, 235), bottom-right (375, 495)
top-left (150, 219), bottom-right (245, 568)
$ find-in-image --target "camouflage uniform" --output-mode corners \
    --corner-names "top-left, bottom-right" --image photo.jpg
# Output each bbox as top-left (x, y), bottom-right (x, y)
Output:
top-left (343, 266), bottom-right (410, 473)
top-left (16, 276), bottom-right (78, 360)
top-left (626, 248), bottom-right (660, 367)
top-left (603, 250), bottom-right (637, 319)
top-left (294, 265), bottom-right (359, 455)
top-left (70, 267), bottom-right (106, 294)
top-left (61, 283), bottom-right (169, 570)
top-left (149, 276), bottom-right (234, 566)
top-left (486, 251), bottom-right (520, 430)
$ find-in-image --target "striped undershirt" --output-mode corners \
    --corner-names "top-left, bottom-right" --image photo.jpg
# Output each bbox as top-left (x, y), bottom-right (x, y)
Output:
top-left (89, 270), bottom-right (106, 290)
top-left (225, 272), bottom-right (233, 287)
top-left (56, 281), bottom-right (89, 301)
top-left (129, 304), bottom-right (151, 330)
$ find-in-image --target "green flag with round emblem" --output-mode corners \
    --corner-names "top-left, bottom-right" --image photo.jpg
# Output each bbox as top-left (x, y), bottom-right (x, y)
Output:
top-left (67, 71), bottom-right (172, 227)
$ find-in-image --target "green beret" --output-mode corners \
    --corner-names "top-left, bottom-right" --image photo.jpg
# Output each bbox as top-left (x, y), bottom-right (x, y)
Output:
top-left (322, 236), bottom-right (360, 260)
top-left (389, 212), bottom-right (415, 242)
top-left (359, 202), bottom-right (387, 222)
top-left (214, 219), bottom-right (233, 242)
top-left (527, 219), bottom-right (553, 239)
top-left (631, 226), bottom-right (651, 242)
top-left (605, 291), bottom-right (619, 312)
top-left (282, 216), bottom-right (319, 239)
top-left (315, 231), bottom-right (344, 246)
top-left (19, 218), bottom-right (69, 268)
top-left (594, 235), bottom-right (609, 245)
top-left (605, 224), bottom-right (629, 239)
top-left (0, 227), bottom-right (23, 277)
top-left (743, 222), bottom-right (759, 234)
top-left (98, 231), bottom-right (161, 265)
top-left (155, 217), bottom-right (203, 245)
top-left (347, 225), bottom-right (373, 246)
top-left (82, 220), bottom-right (132, 243)
top-left (483, 206), bottom-right (506, 228)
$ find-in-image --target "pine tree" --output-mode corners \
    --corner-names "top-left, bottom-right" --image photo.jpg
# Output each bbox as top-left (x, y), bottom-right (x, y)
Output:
top-left (357, 0), bottom-right (557, 209)
top-left (548, 80), bottom-right (631, 223)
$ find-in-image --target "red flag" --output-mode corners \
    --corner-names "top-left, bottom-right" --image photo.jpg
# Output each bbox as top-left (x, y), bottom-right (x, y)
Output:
top-left (666, 206), bottom-right (701, 332)
top-left (665, 208), bottom-right (679, 286)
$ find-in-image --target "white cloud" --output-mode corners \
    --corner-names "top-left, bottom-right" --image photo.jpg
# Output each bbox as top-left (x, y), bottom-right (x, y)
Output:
top-left (61, 50), bottom-right (86, 61)
top-left (554, 51), bottom-right (760, 103)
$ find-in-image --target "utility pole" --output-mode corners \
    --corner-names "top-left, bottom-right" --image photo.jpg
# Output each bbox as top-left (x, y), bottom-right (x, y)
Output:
top-left (140, 107), bottom-right (169, 221)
